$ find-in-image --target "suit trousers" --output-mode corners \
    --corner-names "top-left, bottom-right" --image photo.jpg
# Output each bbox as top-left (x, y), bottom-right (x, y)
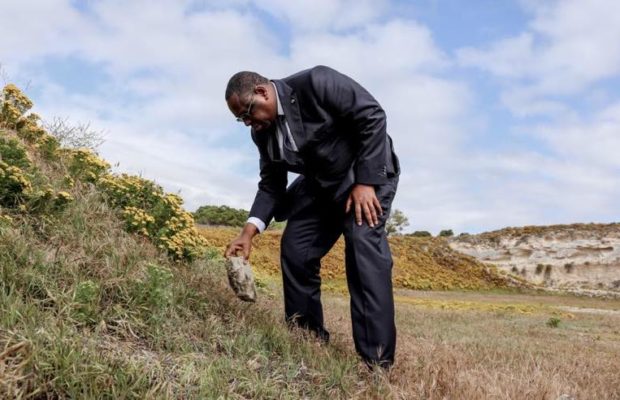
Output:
top-left (280, 175), bottom-right (398, 366)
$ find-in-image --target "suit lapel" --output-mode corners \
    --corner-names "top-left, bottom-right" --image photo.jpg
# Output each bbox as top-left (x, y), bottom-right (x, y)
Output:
top-left (273, 79), bottom-right (308, 150)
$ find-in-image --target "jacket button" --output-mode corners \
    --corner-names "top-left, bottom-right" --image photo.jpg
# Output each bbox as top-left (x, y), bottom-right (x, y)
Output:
top-left (291, 98), bottom-right (296, 104)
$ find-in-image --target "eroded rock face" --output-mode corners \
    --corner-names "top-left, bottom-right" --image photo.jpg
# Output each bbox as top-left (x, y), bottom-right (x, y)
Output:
top-left (449, 223), bottom-right (620, 292)
top-left (225, 256), bottom-right (257, 302)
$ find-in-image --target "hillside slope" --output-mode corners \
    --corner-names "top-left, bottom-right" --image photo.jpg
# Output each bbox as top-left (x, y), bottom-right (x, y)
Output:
top-left (199, 227), bottom-right (524, 291)
top-left (449, 223), bottom-right (620, 292)
top-left (0, 84), bottom-right (391, 398)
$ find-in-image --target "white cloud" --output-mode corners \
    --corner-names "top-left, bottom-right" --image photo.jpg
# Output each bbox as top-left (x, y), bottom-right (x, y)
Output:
top-left (458, 0), bottom-right (620, 115)
top-left (533, 101), bottom-right (620, 169)
top-left (286, 19), bottom-right (468, 160)
top-left (290, 19), bottom-right (447, 77)
top-left (251, 0), bottom-right (389, 32)
top-left (0, 1), bottom-right (84, 65)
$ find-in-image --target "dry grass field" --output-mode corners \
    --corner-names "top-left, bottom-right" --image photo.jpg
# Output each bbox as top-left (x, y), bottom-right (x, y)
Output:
top-left (266, 286), bottom-right (620, 399)
top-left (210, 225), bottom-right (620, 399)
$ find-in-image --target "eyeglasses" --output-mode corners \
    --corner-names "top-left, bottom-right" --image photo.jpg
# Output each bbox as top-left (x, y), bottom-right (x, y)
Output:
top-left (235, 94), bottom-right (256, 123)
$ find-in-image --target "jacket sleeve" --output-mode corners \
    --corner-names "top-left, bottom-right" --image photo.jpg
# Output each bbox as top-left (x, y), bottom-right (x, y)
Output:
top-left (248, 130), bottom-right (287, 226)
top-left (310, 65), bottom-right (389, 185)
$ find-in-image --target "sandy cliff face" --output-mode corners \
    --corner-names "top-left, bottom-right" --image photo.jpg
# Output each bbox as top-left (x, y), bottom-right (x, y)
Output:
top-left (449, 223), bottom-right (620, 292)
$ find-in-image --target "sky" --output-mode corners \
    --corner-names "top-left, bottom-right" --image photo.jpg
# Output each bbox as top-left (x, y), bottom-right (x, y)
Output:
top-left (1, 0), bottom-right (619, 234)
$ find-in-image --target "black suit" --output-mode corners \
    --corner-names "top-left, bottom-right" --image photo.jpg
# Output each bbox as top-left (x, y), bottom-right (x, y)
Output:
top-left (249, 66), bottom-right (400, 366)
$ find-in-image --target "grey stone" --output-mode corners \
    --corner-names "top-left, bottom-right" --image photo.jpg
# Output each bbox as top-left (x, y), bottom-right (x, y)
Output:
top-left (225, 256), bottom-right (257, 302)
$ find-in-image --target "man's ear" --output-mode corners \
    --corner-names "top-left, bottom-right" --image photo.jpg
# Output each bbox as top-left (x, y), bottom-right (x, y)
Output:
top-left (254, 84), bottom-right (269, 100)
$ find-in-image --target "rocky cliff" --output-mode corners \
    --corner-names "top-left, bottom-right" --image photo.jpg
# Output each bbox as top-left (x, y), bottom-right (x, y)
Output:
top-left (449, 223), bottom-right (620, 292)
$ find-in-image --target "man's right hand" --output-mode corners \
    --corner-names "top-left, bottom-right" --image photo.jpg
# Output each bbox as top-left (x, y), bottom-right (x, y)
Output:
top-left (224, 223), bottom-right (259, 260)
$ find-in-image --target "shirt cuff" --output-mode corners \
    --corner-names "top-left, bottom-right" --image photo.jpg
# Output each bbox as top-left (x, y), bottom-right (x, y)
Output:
top-left (247, 217), bottom-right (266, 233)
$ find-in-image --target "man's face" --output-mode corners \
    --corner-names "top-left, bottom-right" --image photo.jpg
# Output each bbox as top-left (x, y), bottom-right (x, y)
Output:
top-left (227, 85), bottom-right (276, 132)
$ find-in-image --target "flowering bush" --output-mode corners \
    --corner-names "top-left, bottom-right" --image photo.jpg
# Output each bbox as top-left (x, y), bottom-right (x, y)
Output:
top-left (99, 174), bottom-right (208, 261)
top-left (123, 206), bottom-right (155, 236)
top-left (1, 84), bottom-right (33, 128)
top-left (0, 127), bottom-right (72, 214)
top-left (1, 86), bottom-right (58, 154)
top-left (65, 148), bottom-right (110, 183)
top-left (0, 135), bottom-right (33, 206)
top-left (0, 160), bottom-right (33, 206)
top-left (16, 113), bottom-right (48, 144)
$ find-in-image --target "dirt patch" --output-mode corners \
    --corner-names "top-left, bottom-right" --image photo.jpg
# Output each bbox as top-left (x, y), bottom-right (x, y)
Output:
top-left (557, 306), bottom-right (620, 316)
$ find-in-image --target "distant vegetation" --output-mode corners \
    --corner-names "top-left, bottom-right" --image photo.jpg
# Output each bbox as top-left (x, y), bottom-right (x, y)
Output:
top-left (193, 204), bottom-right (286, 230)
top-left (193, 204), bottom-right (248, 227)
top-left (406, 230), bottom-right (432, 237)
top-left (386, 208), bottom-right (409, 236)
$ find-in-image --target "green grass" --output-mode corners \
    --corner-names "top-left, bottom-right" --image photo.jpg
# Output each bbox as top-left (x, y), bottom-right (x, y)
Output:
top-left (0, 167), bottom-right (383, 399)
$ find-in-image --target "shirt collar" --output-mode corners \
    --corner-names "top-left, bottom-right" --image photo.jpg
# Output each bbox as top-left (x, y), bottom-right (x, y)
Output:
top-left (271, 81), bottom-right (285, 116)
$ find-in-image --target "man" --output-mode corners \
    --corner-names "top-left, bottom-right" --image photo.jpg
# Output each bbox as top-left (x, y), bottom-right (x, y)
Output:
top-left (224, 65), bottom-right (400, 368)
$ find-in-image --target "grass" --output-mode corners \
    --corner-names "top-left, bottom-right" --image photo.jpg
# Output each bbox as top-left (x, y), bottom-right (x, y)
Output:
top-left (8, 185), bottom-right (615, 398)
top-left (321, 290), bottom-right (620, 399)
top-left (198, 226), bottom-right (620, 399)
top-left (2, 172), bottom-right (618, 399)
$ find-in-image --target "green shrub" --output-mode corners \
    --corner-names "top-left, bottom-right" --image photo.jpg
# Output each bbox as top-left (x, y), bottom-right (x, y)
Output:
top-left (73, 280), bottom-right (100, 323)
top-left (408, 230), bottom-right (432, 237)
top-left (546, 317), bottom-right (561, 328)
top-left (0, 136), bottom-right (33, 208)
top-left (0, 159), bottom-right (32, 207)
top-left (193, 204), bottom-right (248, 227)
top-left (0, 136), bottom-right (30, 168)
top-left (134, 263), bottom-right (174, 312)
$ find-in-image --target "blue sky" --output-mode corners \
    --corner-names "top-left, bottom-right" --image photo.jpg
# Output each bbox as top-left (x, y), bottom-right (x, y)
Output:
top-left (1, 0), bottom-right (619, 234)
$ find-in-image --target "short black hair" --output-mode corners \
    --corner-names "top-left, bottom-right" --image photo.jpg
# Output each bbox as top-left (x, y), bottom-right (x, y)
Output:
top-left (225, 71), bottom-right (269, 100)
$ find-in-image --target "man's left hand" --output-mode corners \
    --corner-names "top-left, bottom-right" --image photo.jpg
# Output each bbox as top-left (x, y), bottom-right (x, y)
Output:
top-left (345, 184), bottom-right (383, 227)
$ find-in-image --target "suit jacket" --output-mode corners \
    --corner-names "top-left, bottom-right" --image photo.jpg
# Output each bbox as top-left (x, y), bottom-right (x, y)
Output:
top-left (249, 65), bottom-right (400, 224)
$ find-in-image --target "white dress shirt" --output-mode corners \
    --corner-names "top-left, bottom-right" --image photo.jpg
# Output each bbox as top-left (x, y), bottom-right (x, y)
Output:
top-left (246, 82), bottom-right (298, 233)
